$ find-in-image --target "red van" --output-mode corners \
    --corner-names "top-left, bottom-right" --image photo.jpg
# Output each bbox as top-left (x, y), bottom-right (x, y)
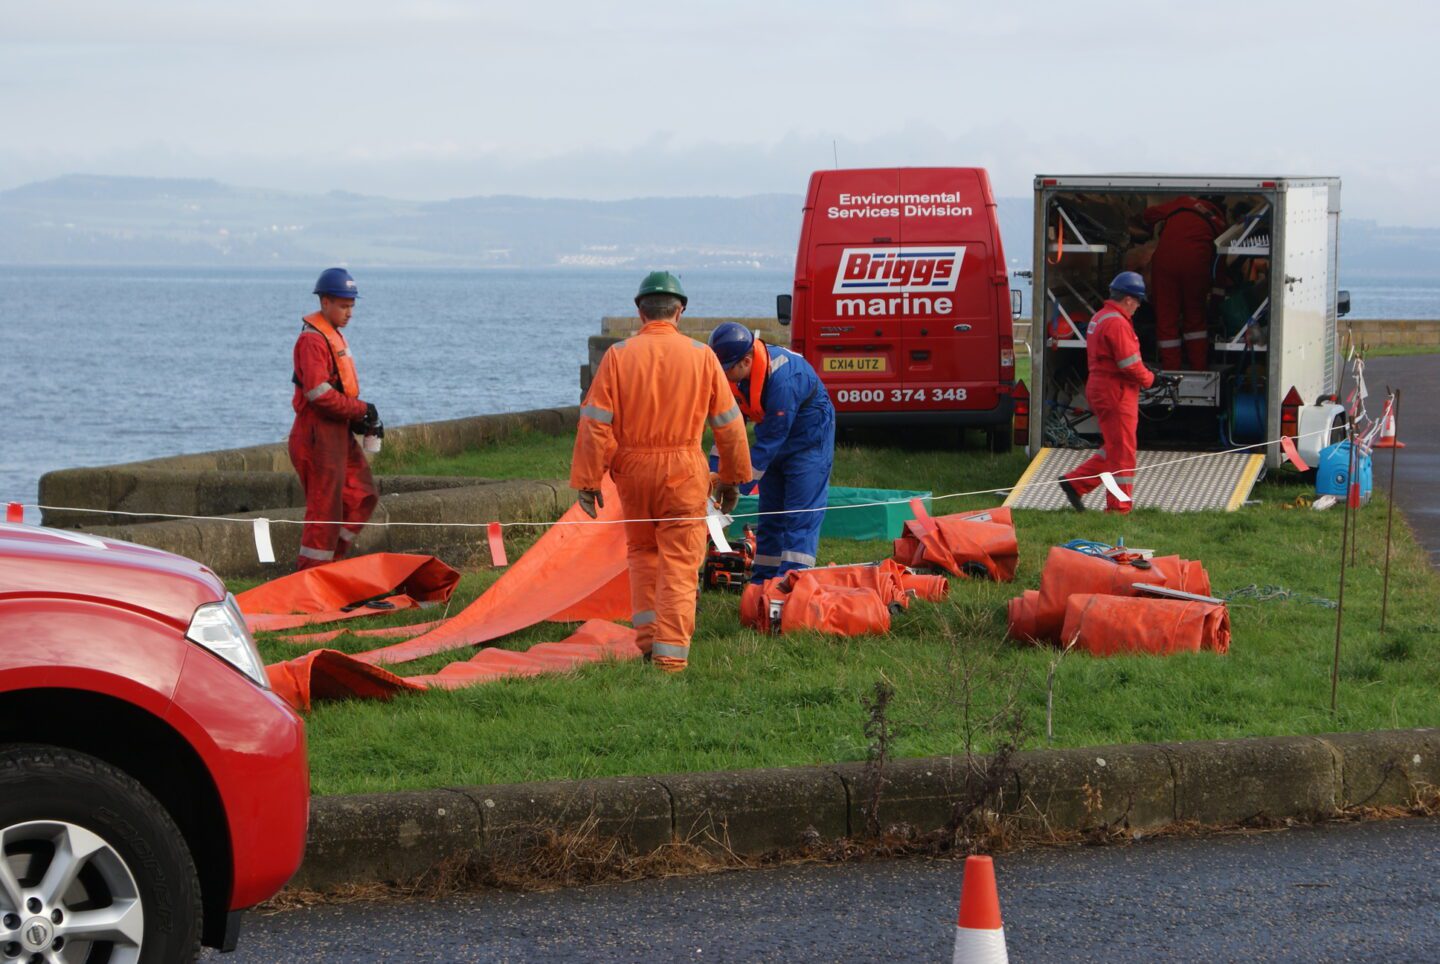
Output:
top-left (0, 523), bottom-right (308, 961)
top-left (781, 167), bottom-right (1017, 449)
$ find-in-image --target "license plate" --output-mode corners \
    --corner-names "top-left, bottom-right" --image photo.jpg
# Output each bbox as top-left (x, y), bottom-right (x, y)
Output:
top-left (823, 355), bottom-right (886, 373)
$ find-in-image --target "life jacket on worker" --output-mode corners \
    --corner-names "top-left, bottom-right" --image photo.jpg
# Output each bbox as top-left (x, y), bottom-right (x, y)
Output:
top-left (729, 339), bottom-right (771, 422)
top-left (293, 312), bottom-right (360, 398)
top-left (1084, 300), bottom-right (1149, 385)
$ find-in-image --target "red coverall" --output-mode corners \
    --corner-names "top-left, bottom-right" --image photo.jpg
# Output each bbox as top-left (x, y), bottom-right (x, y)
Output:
top-left (288, 315), bottom-right (377, 569)
top-left (571, 320), bottom-right (752, 672)
top-left (1062, 300), bottom-right (1155, 513)
top-left (1145, 197), bottom-right (1225, 370)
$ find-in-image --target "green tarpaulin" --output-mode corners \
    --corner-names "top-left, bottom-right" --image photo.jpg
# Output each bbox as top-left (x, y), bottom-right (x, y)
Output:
top-left (726, 487), bottom-right (932, 542)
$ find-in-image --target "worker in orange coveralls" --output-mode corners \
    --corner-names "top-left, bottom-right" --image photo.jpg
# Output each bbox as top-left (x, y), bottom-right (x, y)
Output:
top-left (1059, 272), bottom-right (1159, 514)
top-left (1144, 194), bottom-right (1226, 370)
top-left (289, 267), bottom-right (381, 569)
top-left (571, 271), bottom-right (752, 672)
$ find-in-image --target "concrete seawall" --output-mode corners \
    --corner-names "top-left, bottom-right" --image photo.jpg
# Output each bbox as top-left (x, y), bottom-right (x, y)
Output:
top-left (39, 406), bottom-right (581, 577)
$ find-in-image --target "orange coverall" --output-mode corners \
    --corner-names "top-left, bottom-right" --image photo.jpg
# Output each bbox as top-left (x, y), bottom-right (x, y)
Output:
top-left (289, 316), bottom-right (377, 569)
top-left (1145, 196), bottom-right (1225, 370)
top-left (571, 321), bottom-right (752, 672)
top-left (1061, 300), bottom-right (1155, 513)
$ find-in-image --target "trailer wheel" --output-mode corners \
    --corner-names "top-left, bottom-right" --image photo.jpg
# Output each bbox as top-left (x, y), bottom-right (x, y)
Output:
top-left (987, 426), bottom-right (1014, 454)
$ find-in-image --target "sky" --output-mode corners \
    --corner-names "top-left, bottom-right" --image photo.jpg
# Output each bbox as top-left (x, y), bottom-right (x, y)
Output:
top-left (3, 0), bottom-right (1435, 224)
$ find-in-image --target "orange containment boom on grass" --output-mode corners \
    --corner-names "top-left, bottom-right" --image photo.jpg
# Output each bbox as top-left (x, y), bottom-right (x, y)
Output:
top-left (739, 559), bottom-right (948, 636)
top-left (893, 505), bottom-right (1018, 582)
top-left (1059, 593), bottom-right (1231, 656)
top-left (1007, 546), bottom-right (1212, 644)
top-left (236, 553), bottom-right (461, 632)
top-left (264, 475), bottom-right (636, 711)
top-left (266, 620), bottom-right (643, 712)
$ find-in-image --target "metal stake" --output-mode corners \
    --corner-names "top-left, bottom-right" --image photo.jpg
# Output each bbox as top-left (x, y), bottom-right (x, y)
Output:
top-left (1380, 390), bottom-right (1401, 633)
top-left (1331, 418), bottom-right (1355, 715)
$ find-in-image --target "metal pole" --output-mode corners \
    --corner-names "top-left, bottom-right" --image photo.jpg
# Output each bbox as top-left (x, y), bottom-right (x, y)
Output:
top-left (1331, 418), bottom-right (1356, 714)
top-left (1380, 390), bottom-right (1401, 633)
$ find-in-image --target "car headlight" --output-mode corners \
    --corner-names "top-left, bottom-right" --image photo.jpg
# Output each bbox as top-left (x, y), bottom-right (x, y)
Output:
top-left (186, 594), bottom-right (270, 689)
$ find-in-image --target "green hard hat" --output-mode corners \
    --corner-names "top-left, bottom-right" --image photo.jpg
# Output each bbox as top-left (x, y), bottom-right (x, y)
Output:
top-left (634, 270), bottom-right (688, 307)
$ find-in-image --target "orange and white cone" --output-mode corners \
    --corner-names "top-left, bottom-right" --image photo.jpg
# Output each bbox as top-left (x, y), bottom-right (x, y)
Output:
top-left (1374, 404), bottom-right (1405, 449)
top-left (952, 855), bottom-right (1008, 964)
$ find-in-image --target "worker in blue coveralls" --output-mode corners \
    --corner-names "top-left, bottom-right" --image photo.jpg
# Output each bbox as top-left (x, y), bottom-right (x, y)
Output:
top-left (707, 322), bottom-right (836, 583)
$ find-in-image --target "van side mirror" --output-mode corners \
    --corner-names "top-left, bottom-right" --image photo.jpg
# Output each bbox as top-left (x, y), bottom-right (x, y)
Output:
top-left (1010, 289), bottom-right (1024, 319)
top-left (1336, 290), bottom-right (1351, 317)
top-left (776, 294), bottom-right (792, 326)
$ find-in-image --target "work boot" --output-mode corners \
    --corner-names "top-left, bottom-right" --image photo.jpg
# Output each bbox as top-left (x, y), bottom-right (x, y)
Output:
top-left (1058, 477), bottom-right (1086, 512)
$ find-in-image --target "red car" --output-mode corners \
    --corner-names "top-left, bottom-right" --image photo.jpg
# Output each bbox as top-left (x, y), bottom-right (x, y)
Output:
top-left (0, 523), bottom-right (308, 961)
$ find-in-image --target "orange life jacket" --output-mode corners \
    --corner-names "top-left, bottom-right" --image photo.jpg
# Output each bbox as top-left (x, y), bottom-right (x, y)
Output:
top-left (728, 340), bottom-right (769, 422)
top-left (302, 312), bottom-right (360, 397)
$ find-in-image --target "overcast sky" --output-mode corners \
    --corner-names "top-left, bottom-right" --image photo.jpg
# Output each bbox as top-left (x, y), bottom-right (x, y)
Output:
top-left (3, 0), bottom-right (1433, 224)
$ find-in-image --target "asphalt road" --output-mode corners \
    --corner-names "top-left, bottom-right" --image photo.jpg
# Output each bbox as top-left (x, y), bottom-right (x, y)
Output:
top-left (211, 818), bottom-right (1440, 963)
top-left (1363, 356), bottom-right (1438, 567)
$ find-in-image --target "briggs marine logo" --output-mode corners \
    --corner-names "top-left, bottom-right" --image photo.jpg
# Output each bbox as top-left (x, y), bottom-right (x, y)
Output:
top-left (832, 246), bottom-right (964, 294)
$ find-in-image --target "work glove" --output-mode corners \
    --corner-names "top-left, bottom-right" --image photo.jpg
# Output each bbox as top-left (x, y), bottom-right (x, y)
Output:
top-left (364, 402), bottom-right (380, 427)
top-left (714, 483), bottom-right (740, 515)
top-left (577, 489), bottom-right (604, 519)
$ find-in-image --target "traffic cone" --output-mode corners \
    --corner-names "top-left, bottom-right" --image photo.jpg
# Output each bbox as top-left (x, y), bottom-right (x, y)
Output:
top-left (1373, 405), bottom-right (1405, 448)
top-left (952, 855), bottom-right (1008, 963)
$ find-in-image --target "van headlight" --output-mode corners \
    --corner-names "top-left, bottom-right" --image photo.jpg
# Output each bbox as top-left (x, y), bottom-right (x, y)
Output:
top-left (186, 594), bottom-right (269, 689)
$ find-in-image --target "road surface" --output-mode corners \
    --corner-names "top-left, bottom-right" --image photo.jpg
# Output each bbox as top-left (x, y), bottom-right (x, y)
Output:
top-left (211, 817), bottom-right (1440, 962)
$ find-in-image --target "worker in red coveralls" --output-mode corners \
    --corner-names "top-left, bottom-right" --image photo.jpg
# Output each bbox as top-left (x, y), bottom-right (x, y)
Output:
top-left (288, 268), bottom-right (381, 569)
top-left (1059, 272), bottom-right (1158, 514)
top-left (1143, 194), bottom-right (1226, 370)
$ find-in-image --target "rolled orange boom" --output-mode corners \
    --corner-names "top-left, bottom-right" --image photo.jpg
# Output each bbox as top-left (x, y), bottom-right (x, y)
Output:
top-left (1058, 593), bottom-right (1231, 656)
top-left (893, 506), bottom-right (1018, 581)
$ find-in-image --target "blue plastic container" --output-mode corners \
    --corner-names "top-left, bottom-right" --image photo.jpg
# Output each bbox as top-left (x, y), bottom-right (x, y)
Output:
top-left (1315, 441), bottom-right (1373, 502)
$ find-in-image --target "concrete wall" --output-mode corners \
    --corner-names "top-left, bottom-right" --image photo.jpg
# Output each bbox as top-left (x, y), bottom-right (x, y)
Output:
top-left (290, 728), bottom-right (1440, 891)
top-left (37, 405), bottom-right (583, 576)
top-left (39, 406), bottom-right (580, 526)
top-left (80, 478), bottom-right (575, 578)
top-left (581, 317), bottom-right (790, 400)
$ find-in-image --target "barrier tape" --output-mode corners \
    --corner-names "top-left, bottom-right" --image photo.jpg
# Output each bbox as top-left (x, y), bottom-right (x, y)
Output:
top-left (486, 522), bottom-right (508, 567)
top-left (1098, 472), bottom-right (1131, 503)
top-left (252, 518), bottom-right (276, 564)
top-left (5, 425), bottom-right (1341, 534)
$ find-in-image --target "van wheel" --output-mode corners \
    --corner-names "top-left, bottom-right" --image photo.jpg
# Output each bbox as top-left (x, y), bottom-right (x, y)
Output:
top-left (0, 745), bottom-right (203, 964)
top-left (987, 426), bottom-right (1014, 454)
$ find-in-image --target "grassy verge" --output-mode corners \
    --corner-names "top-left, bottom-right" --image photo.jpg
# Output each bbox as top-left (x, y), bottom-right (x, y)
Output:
top-left (246, 419), bottom-right (1440, 796)
top-left (1350, 344), bottom-right (1440, 358)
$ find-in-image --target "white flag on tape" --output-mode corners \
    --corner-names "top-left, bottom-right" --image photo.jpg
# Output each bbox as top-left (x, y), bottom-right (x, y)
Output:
top-left (1099, 472), bottom-right (1132, 503)
top-left (253, 517), bottom-right (276, 564)
top-left (706, 504), bottom-right (733, 553)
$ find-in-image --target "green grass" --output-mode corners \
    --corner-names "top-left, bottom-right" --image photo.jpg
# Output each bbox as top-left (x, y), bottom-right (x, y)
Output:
top-left (244, 420), bottom-right (1440, 795)
top-left (1351, 344), bottom-right (1440, 358)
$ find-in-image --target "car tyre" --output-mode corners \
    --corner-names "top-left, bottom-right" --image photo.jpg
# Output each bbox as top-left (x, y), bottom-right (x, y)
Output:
top-left (0, 744), bottom-right (203, 964)
top-left (987, 425), bottom-right (1014, 453)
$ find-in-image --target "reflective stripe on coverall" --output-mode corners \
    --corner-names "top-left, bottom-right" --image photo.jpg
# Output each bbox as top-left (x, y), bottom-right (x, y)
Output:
top-left (1145, 197), bottom-right (1225, 370)
top-left (732, 343), bottom-right (836, 583)
top-left (289, 314), bottom-right (376, 569)
top-left (571, 321), bottom-right (752, 672)
top-left (1062, 301), bottom-right (1154, 513)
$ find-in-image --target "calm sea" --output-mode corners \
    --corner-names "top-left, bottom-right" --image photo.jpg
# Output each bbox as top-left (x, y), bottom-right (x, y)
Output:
top-left (0, 266), bottom-right (1434, 505)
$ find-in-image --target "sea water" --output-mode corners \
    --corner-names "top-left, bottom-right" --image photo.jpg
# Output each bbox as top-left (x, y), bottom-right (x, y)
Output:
top-left (0, 266), bottom-right (1434, 505)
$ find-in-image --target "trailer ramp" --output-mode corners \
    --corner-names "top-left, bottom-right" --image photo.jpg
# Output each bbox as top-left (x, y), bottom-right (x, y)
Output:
top-left (1004, 448), bottom-right (1266, 512)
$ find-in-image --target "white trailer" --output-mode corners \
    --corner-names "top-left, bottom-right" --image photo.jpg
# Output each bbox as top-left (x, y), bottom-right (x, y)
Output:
top-left (1009, 175), bottom-right (1350, 511)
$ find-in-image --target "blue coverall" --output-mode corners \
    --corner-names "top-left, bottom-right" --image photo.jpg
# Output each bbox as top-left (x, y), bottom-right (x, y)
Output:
top-left (735, 345), bottom-right (836, 583)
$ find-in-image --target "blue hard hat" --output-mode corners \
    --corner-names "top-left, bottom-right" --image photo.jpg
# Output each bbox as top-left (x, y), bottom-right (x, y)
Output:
top-left (313, 267), bottom-right (359, 300)
top-left (707, 321), bottom-right (755, 370)
top-left (1109, 271), bottom-right (1146, 301)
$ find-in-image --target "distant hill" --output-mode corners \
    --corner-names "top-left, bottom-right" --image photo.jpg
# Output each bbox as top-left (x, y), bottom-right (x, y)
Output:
top-left (0, 174), bottom-right (1432, 277)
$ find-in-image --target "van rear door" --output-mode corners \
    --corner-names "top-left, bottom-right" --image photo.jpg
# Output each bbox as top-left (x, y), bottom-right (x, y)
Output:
top-left (896, 168), bottom-right (1002, 413)
top-left (805, 169), bottom-right (904, 411)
